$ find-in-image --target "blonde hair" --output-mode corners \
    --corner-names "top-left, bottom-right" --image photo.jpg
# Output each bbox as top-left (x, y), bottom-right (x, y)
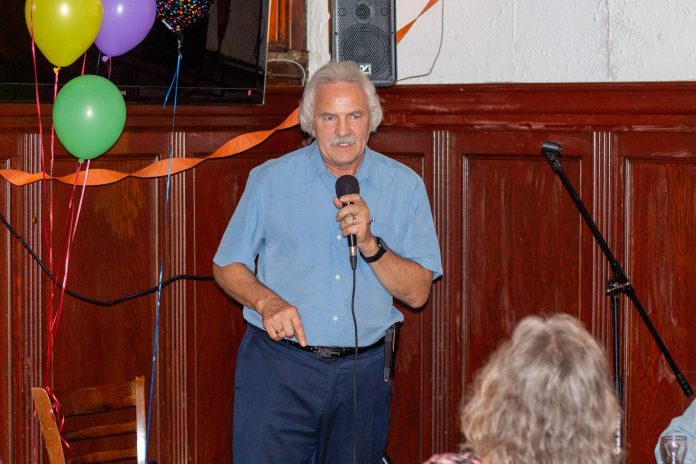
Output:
top-left (299, 60), bottom-right (383, 135)
top-left (461, 314), bottom-right (621, 464)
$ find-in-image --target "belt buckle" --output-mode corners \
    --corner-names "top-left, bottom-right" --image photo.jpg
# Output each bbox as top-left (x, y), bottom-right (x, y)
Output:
top-left (316, 346), bottom-right (343, 359)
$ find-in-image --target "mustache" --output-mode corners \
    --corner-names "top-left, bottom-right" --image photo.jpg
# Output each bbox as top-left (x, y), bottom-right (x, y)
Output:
top-left (330, 135), bottom-right (356, 146)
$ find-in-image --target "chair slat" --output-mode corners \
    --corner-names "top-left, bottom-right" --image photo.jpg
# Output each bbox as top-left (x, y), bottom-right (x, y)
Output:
top-left (66, 448), bottom-right (136, 464)
top-left (57, 381), bottom-right (136, 416)
top-left (62, 421), bottom-right (136, 441)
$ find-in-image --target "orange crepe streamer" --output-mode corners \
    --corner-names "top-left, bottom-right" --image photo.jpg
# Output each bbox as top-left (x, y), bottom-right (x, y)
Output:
top-left (396, 0), bottom-right (440, 44)
top-left (0, 108), bottom-right (299, 187)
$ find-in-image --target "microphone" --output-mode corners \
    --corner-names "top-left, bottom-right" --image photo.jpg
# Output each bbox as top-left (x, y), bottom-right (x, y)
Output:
top-left (335, 175), bottom-right (360, 270)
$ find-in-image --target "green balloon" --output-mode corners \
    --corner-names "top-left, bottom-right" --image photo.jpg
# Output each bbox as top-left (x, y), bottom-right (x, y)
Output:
top-left (53, 75), bottom-right (126, 161)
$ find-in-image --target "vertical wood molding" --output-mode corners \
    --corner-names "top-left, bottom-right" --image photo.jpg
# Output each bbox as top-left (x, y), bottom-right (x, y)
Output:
top-left (14, 132), bottom-right (45, 463)
top-left (591, 131), bottom-right (625, 446)
top-left (1, 153), bottom-right (12, 463)
top-left (165, 130), bottom-right (189, 462)
top-left (591, 131), bottom-right (616, 347)
top-left (430, 130), bottom-right (459, 452)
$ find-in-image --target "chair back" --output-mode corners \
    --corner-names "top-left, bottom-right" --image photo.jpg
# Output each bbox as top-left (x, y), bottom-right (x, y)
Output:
top-left (32, 376), bottom-right (146, 464)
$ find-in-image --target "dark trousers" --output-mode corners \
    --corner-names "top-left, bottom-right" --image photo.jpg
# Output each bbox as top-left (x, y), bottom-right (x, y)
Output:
top-left (232, 325), bottom-right (392, 464)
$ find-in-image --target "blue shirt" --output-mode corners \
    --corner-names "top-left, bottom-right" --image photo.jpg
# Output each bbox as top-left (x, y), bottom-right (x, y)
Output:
top-left (213, 142), bottom-right (443, 347)
top-left (655, 399), bottom-right (696, 464)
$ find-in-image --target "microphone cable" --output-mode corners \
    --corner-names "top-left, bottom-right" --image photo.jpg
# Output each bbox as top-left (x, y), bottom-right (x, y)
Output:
top-left (350, 265), bottom-right (358, 464)
top-left (0, 211), bottom-right (213, 307)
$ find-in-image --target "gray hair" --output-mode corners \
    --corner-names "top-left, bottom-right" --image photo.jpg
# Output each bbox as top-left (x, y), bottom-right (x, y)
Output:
top-left (299, 60), bottom-right (383, 135)
top-left (461, 314), bottom-right (621, 464)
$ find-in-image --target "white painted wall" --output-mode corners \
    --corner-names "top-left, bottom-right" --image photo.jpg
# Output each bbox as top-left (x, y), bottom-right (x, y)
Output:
top-left (307, 0), bottom-right (696, 84)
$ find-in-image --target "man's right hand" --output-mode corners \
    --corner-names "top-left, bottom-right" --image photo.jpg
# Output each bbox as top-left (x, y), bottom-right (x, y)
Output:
top-left (259, 298), bottom-right (307, 346)
top-left (212, 262), bottom-right (308, 347)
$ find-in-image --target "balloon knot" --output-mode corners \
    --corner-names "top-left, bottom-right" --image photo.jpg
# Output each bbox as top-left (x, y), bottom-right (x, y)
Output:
top-left (53, 67), bottom-right (60, 74)
top-left (176, 31), bottom-right (183, 52)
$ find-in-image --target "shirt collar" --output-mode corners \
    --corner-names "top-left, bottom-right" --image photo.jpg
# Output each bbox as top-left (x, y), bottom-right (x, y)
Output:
top-left (304, 140), bottom-right (377, 189)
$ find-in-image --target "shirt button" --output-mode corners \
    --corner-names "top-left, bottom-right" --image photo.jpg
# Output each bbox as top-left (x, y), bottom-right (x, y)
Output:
top-left (332, 315), bottom-right (338, 322)
top-left (336, 234), bottom-right (342, 240)
top-left (335, 274), bottom-right (341, 280)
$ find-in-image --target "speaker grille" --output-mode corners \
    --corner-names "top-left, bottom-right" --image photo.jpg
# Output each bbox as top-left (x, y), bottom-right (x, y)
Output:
top-left (332, 0), bottom-right (396, 86)
top-left (338, 25), bottom-right (390, 77)
top-left (355, 3), bottom-right (371, 20)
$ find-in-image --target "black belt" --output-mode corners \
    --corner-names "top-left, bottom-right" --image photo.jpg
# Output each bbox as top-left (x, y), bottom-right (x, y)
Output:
top-left (281, 337), bottom-right (384, 359)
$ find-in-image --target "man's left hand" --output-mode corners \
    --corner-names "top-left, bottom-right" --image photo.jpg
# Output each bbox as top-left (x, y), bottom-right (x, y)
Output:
top-left (334, 194), bottom-right (377, 256)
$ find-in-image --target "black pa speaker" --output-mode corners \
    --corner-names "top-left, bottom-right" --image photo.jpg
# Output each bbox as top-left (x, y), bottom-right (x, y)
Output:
top-left (331, 0), bottom-right (397, 86)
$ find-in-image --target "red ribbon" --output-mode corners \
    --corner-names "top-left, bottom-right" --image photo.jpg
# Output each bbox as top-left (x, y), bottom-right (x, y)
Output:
top-left (43, 386), bottom-right (72, 451)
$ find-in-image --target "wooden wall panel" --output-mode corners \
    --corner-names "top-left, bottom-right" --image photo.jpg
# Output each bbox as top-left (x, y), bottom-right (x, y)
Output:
top-left (619, 132), bottom-right (696, 462)
top-left (3, 83), bottom-right (696, 464)
top-left (455, 132), bottom-right (595, 381)
top-left (49, 173), bottom-right (157, 386)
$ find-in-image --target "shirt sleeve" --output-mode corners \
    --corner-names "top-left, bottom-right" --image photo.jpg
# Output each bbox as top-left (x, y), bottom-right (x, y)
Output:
top-left (400, 177), bottom-right (443, 280)
top-left (655, 399), bottom-right (696, 464)
top-left (213, 168), bottom-right (265, 270)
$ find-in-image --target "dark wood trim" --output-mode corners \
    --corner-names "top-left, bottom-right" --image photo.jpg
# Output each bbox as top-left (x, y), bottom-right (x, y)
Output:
top-left (5, 82), bottom-right (696, 130)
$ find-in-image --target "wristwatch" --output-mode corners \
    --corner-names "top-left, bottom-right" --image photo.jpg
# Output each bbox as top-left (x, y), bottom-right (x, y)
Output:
top-left (361, 236), bottom-right (389, 263)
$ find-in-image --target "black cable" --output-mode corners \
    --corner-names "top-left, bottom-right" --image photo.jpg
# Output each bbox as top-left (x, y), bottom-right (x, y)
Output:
top-left (351, 266), bottom-right (358, 464)
top-left (0, 211), bottom-right (213, 307)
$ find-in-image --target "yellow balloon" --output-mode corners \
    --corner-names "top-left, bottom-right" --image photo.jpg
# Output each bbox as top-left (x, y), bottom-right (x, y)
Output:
top-left (25, 0), bottom-right (103, 68)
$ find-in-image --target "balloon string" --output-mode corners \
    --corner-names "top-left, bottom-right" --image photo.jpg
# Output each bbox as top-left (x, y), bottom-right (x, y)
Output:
top-left (42, 68), bottom-right (60, 382)
top-left (146, 39), bottom-right (182, 460)
top-left (81, 53), bottom-right (87, 76)
top-left (28, 5), bottom-right (44, 464)
top-left (163, 31), bottom-right (183, 108)
top-left (45, 160), bottom-right (87, 380)
top-left (51, 161), bottom-right (90, 346)
top-left (28, 3), bottom-right (53, 282)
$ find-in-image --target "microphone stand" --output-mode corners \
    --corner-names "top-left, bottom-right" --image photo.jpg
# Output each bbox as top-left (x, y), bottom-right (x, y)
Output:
top-left (607, 275), bottom-right (623, 451)
top-left (540, 141), bottom-right (693, 403)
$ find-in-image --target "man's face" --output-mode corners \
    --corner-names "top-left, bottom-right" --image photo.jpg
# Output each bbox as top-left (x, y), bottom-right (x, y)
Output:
top-left (312, 81), bottom-right (372, 176)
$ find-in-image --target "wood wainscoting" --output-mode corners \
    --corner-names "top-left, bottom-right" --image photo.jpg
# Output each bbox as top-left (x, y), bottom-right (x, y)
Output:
top-left (2, 82), bottom-right (696, 463)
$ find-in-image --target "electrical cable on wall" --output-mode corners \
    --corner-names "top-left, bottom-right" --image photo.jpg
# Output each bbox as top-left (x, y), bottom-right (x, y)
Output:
top-left (397, 0), bottom-right (445, 83)
top-left (0, 211), bottom-right (213, 307)
top-left (267, 58), bottom-right (307, 85)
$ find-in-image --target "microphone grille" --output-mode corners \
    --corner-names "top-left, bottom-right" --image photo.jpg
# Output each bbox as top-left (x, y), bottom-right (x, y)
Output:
top-left (335, 175), bottom-right (360, 197)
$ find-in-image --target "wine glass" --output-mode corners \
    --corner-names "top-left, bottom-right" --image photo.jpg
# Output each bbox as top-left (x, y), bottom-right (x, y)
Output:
top-left (660, 434), bottom-right (688, 464)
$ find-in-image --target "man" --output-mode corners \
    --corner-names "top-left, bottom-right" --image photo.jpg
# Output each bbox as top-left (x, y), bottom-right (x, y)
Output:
top-left (655, 400), bottom-right (696, 464)
top-left (213, 60), bottom-right (442, 464)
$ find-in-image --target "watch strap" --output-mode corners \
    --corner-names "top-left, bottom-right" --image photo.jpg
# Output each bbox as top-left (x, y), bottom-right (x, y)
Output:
top-left (360, 236), bottom-right (387, 263)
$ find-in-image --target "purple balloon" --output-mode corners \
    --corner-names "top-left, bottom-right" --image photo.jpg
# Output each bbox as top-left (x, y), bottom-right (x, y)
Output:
top-left (95, 0), bottom-right (157, 59)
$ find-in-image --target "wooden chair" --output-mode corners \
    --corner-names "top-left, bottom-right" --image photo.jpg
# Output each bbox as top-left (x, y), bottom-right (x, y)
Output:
top-left (32, 376), bottom-right (146, 464)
